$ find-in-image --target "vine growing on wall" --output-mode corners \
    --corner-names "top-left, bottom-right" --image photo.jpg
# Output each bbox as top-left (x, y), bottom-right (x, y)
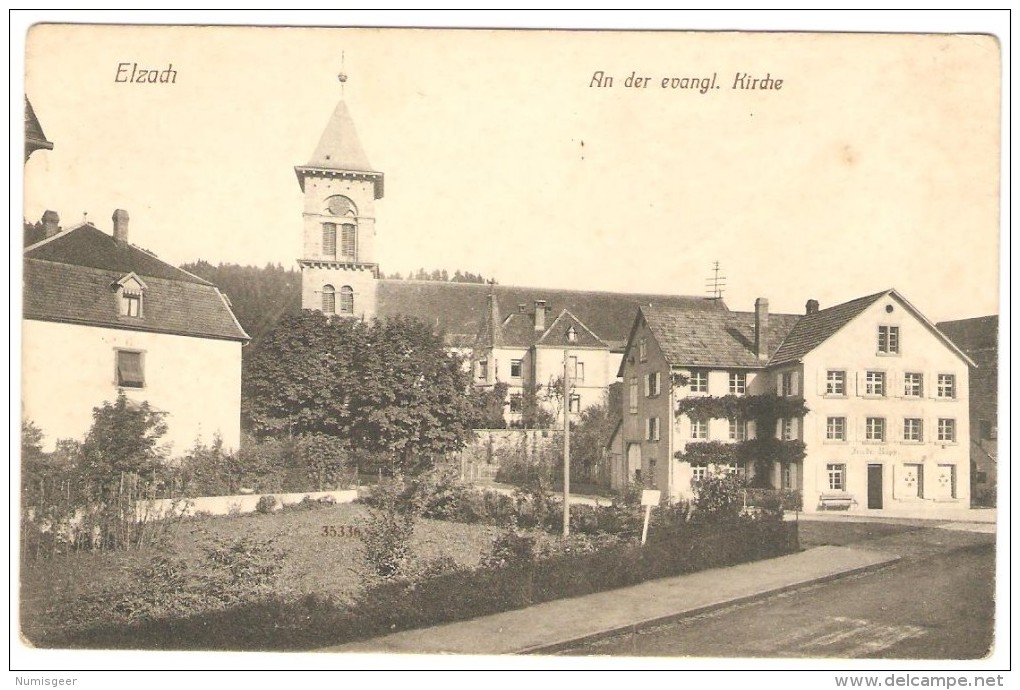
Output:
top-left (673, 393), bottom-right (809, 489)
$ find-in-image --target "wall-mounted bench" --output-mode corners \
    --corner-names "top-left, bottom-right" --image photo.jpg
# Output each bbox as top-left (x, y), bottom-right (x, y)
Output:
top-left (818, 494), bottom-right (857, 511)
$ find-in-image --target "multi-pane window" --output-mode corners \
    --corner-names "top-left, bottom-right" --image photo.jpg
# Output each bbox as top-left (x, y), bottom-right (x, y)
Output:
top-left (864, 371), bottom-right (886, 396)
top-left (339, 285), bottom-right (354, 314)
top-left (116, 350), bottom-right (145, 389)
top-left (937, 374), bottom-right (956, 399)
top-left (322, 284), bottom-right (336, 314)
top-left (509, 394), bottom-right (523, 413)
top-left (690, 370), bottom-right (708, 393)
top-left (122, 292), bottom-right (142, 317)
top-left (826, 416), bottom-right (846, 441)
top-left (638, 338), bottom-right (647, 362)
top-left (903, 418), bottom-right (923, 442)
top-left (646, 371), bottom-right (661, 397)
top-left (827, 464), bottom-right (846, 492)
top-left (729, 372), bottom-right (747, 395)
top-left (340, 223), bottom-right (357, 259)
top-left (569, 393), bottom-right (582, 414)
top-left (903, 372), bottom-right (923, 397)
top-left (510, 359), bottom-right (523, 378)
top-left (865, 417), bottom-right (886, 442)
top-left (691, 463), bottom-right (708, 482)
top-left (569, 356), bottom-right (584, 382)
top-left (477, 359), bottom-right (488, 380)
top-left (725, 463), bottom-right (746, 479)
top-left (646, 417), bottom-right (660, 442)
top-left (878, 325), bottom-right (900, 354)
top-left (629, 377), bottom-right (638, 414)
top-left (825, 370), bottom-right (846, 396)
top-left (728, 419), bottom-right (746, 441)
top-left (780, 372), bottom-right (794, 397)
top-left (322, 223), bottom-right (337, 257)
top-left (690, 419), bottom-right (708, 440)
top-left (937, 418), bottom-right (956, 443)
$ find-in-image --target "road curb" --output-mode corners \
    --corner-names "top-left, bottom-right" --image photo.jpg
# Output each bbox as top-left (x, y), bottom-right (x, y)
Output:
top-left (517, 552), bottom-right (902, 655)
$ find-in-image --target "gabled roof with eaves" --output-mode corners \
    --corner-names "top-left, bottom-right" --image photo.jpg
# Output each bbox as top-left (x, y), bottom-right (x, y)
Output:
top-left (535, 309), bottom-right (608, 349)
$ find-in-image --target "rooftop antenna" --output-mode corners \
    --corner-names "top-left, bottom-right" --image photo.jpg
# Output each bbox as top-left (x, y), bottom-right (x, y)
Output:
top-left (705, 260), bottom-right (727, 300)
top-left (337, 51), bottom-right (347, 98)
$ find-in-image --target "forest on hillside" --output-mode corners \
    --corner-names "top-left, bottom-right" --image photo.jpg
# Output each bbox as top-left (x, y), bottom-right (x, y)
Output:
top-left (180, 261), bottom-right (496, 351)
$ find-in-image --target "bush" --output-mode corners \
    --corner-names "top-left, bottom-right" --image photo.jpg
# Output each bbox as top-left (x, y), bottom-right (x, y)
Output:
top-left (691, 473), bottom-right (745, 523)
top-left (743, 487), bottom-right (802, 513)
top-left (255, 495), bottom-right (278, 514)
top-left (349, 518), bottom-right (798, 644)
top-left (357, 477), bottom-right (417, 578)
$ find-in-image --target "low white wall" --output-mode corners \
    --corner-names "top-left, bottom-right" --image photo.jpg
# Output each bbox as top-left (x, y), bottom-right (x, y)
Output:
top-left (137, 489), bottom-right (358, 520)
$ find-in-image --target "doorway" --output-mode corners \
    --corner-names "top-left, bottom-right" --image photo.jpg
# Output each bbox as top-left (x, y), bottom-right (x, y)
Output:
top-left (867, 464), bottom-right (883, 509)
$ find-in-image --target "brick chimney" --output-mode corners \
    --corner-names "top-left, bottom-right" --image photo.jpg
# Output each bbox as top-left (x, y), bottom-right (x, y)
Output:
top-left (41, 210), bottom-right (60, 238)
top-left (487, 292), bottom-right (500, 338)
top-left (534, 300), bottom-right (547, 332)
top-left (806, 299), bottom-right (820, 315)
top-left (112, 209), bottom-right (129, 243)
top-left (755, 297), bottom-right (770, 361)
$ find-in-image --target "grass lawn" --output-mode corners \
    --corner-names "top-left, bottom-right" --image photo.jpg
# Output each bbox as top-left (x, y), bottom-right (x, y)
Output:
top-left (19, 502), bottom-right (501, 647)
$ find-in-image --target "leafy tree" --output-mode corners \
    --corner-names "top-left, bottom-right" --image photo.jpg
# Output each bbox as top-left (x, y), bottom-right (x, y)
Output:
top-left (79, 393), bottom-right (168, 496)
top-left (518, 381), bottom-right (555, 429)
top-left (244, 311), bottom-right (475, 473)
top-left (467, 381), bottom-right (509, 429)
top-left (570, 383), bottom-right (623, 474)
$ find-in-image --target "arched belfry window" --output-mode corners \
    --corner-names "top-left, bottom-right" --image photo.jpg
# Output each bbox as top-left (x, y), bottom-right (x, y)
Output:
top-left (322, 223), bottom-right (337, 258)
top-left (339, 286), bottom-right (354, 314)
top-left (322, 284), bottom-right (336, 314)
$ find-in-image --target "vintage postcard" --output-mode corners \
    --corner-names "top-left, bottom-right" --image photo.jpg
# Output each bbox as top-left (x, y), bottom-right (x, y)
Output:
top-left (15, 19), bottom-right (1005, 676)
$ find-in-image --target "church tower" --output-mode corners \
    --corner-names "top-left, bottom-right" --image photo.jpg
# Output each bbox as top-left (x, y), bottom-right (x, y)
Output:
top-left (295, 72), bottom-right (384, 319)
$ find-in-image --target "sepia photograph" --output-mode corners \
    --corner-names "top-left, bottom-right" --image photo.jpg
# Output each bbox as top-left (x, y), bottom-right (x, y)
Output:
top-left (12, 13), bottom-right (1007, 678)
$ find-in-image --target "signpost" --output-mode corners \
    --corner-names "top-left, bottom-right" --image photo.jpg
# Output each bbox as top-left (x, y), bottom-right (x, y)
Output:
top-left (640, 489), bottom-right (661, 545)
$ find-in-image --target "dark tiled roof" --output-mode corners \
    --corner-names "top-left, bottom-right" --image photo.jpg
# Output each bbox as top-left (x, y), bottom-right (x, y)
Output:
top-left (303, 100), bottom-right (377, 173)
top-left (25, 224), bottom-right (213, 285)
top-left (23, 225), bottom-right (248, 342)
top-left (937, 316), bottom-right (998, 356)
top-left (375, 280), bottom-right (725, 349)
top-left (768, 291), bottom-right (888, 365)
top-left (643, 305), bottom-right (802, 369)
top-left (25, 98), bottom-right (53, 154)
top-left (536, 310), bottom-right (607, 349)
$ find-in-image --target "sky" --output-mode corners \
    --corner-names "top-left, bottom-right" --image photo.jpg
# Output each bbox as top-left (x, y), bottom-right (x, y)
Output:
top-left (17, 16), bottom-right (1004, 325)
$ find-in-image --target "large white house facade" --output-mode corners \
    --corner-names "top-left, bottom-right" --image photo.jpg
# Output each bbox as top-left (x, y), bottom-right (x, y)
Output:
top-left (22, 212), bottom-right (250, 453)
top-left (616, 290), bottom-right (974, 515)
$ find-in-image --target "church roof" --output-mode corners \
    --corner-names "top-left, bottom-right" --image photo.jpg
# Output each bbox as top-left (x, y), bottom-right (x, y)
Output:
top-left (295, 100), bottom-right (384, 198)
top-left (376, 279), bottom-right (726, 349)
top-left (24, 224), bottom-right (249, 342)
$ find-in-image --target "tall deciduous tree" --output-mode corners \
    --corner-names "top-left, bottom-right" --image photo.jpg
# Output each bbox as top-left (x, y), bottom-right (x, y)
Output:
top-left (79, 393), bottom-right (169, 495)
top-left (244, 311), bottom-right (476, 473)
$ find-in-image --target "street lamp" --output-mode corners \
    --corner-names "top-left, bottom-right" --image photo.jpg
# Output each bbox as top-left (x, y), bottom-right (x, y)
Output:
top-left (563, 324), bottom-right (577, 538)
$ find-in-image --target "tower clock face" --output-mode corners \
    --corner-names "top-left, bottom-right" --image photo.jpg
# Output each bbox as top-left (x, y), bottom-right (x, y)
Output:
top-left (327, 195), bottom-right (356, 217)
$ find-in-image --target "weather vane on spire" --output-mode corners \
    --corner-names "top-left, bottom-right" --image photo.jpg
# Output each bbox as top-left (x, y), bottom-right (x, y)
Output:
top-left (337, 50), bottom-right (347, 97)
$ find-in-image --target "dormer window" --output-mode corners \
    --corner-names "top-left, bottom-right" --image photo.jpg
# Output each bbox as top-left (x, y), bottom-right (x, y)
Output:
top-left (114, 273), bottom-right (147, 318)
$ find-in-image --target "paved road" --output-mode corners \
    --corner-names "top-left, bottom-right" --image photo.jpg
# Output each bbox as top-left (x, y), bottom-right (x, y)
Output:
top-left (560, 522), bottom-right (996, 659)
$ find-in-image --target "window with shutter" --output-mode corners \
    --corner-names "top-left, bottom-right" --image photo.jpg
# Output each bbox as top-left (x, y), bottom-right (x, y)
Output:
top-left (116, 350), bottom-right (144, 388)
top-left (322, 284), bottom-right (336, 313)
top-left (322, 223), bottom-right (337, 258)
top-left (339, 286), bottom-right (354, 314)
top-left (340, 224), bottom-right (357, 260)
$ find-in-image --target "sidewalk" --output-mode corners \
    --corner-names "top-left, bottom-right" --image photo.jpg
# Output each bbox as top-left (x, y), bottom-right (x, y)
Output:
top-left (322, 545), bottom-right (898, 656)
top-left (789, 506), bottom-right (997, 525)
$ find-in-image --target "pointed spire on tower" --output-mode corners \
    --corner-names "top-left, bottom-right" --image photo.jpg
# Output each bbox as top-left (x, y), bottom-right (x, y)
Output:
top-left (294, 54), bottom-right (384, 198)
